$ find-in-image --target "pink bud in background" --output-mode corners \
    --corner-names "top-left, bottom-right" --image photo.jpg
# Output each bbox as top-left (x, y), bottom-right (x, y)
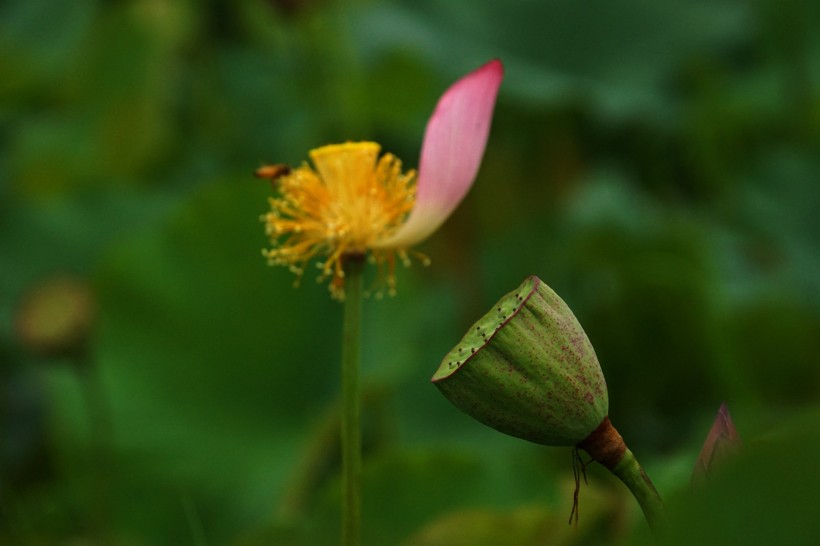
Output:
top-left (692, 403), bottom-right (742, 486)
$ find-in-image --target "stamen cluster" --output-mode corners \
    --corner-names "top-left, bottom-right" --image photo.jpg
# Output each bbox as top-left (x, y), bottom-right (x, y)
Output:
top-left (262, 142), bottom-right (417, 299)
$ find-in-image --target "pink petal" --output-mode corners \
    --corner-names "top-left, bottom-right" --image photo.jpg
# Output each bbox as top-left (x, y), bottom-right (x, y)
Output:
top-left (375, 59), bottom-right (503, 248)
top-left (691, 402), bottom-right (742, 486)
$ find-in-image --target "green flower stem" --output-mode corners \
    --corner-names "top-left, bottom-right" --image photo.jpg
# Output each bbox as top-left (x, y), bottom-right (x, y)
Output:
top-left (341, 254), bottom-right (365, 546)
top-left (610, 448), bottom-right (665, 535)
top-left (578, 417), bottom-right (665, 536)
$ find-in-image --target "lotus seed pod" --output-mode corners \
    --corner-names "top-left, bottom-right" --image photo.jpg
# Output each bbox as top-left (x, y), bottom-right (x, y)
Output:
top-left (432, 276), bottom-right (608, 446)
top-left (15, 276), bottom-right (97, 359)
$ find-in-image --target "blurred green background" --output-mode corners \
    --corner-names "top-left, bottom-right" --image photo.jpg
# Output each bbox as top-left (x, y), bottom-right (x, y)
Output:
top-left (2, 0), bottom-right (820, 544)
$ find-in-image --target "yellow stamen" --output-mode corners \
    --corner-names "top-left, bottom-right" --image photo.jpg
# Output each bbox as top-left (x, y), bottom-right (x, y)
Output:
top-left (262, 142), bottom-right (417, 299)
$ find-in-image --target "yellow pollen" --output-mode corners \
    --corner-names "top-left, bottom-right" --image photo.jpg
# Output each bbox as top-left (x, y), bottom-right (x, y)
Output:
top-left (262, 142), bottom-right (417, 299)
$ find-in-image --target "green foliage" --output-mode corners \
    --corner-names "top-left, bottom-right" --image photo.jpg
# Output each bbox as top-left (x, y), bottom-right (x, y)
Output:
top-left (655, 407), bottom-right (820, 546)
top-left (2, 0), bottom-right (819, 544)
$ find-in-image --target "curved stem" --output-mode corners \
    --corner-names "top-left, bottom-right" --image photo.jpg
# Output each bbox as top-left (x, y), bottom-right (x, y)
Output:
top-left (578, 417), bottom-right (665, 536)
top-left (610, 448), bottom-right (665, 535)
top-left (340, 255), bottom-right (364, 546)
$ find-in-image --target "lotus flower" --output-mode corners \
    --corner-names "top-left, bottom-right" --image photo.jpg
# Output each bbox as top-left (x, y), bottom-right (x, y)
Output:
top-left (260, 60), bottom-right (503, 299)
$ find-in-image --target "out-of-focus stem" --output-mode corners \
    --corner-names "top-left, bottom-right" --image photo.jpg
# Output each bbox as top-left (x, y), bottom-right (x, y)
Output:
top-left (340, 254), bottom-right (364, 546)
top-left (77, 354), bottom-right (114, 542)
